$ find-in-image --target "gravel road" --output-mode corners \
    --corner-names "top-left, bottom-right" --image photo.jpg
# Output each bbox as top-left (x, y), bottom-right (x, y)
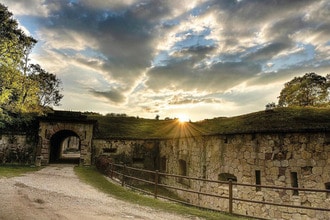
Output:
top-left (0, 164), bottom-right (198, 220)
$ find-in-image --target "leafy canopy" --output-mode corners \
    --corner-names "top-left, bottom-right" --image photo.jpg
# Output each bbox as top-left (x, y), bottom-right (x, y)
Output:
top-left (278, 73), bottom-right (330, 107)
top-left (0, 4), bottom-right (36, 67)
top-left (28, 64), bottom-right (64, 107)
top-left (0, 3), bottom-right (63, 129)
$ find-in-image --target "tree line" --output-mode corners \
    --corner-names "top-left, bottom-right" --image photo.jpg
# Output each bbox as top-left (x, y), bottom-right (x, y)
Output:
top-left (0, 3), bottom-right (63, 129)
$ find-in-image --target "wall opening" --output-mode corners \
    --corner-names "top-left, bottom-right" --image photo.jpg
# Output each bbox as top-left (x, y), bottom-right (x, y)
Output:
top-left (325, 182), bottom-right (330, 198)
top-left (301, 166), bottom-right (313, 175)
top-left (103, 148), bottom-right (117, 153)
top-left (179, 159), bottom-right (187, 176)
top-left (202, 165), bottom-right (207, 179)
top-left (160, 156), bottom-right (166, 172)
top-left (50, 130), bottom-right (80, 164)
top-left (290, 172), bottom-right (299, 195)
top-left (255, 170), bottom-right (261, 191)
top-left (132, 158), bottom-right (145, 168)
top-left (218, 173), bottom-right (237, 182)
top-left (178, 159), bottom-right (189, 185)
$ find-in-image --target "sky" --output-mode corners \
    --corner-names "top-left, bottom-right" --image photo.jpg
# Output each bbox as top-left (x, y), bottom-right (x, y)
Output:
top-left (2, 0), bottom-right (330, 121)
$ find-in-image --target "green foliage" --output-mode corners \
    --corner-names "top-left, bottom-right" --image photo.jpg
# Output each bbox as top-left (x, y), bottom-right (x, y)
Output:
top-left (28, 64), bottom-right (63, 107)
top-left (0, 146), bottom-right (34, 165)
top-left (95, 155), bottom-right (113, 175)
top-left (0, 112), bottom-right (39, 132)
top-left (0, 4), bottom-right (37, 67)
top-left (0, 3), bottom-right (63, 127)
top-left (0, 64), bottom-right (40, 127)
top-left (278, 73), bottom-right (330, 107)
top-left (0, 3), bottom-right (40, 121)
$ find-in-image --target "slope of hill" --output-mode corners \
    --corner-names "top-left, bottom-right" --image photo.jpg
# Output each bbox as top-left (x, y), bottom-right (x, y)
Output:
top-left (89, 107), bottom-right (330, 139)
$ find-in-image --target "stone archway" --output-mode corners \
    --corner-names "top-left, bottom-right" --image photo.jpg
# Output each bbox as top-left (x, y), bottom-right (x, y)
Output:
top-left (49, 130), bottom-right (81, 163)
top-left (36, 111), bottom-right (96, 166)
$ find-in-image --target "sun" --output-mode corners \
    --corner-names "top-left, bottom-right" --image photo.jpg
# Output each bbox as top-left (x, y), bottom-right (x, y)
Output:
top-left (177, 114), bottom-right (190, 123)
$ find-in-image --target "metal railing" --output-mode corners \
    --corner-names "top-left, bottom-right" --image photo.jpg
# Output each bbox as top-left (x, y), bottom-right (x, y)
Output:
top-left (105, 163), bottom-right (330, 218)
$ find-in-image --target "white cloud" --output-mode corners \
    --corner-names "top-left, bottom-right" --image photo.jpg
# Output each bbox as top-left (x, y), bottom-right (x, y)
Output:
top-left (36, 28), bottom-right (98, 51)
top-left (2, 0), bottom-right (330, 120)
top-left (1, 0), bottom-right (53, 17)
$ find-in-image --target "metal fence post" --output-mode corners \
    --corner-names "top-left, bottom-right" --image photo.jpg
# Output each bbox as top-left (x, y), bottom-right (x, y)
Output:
top-left (229, 179), bottom-right (233, 214)
top-left (154, 170), bottom-right (159, 199)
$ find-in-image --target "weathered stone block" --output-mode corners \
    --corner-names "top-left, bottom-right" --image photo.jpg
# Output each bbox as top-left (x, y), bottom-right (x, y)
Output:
top-left (281, 160), bottom-right (289, 167)
top-left (301, 150), bottom-right (312, 159)
top-left (297, 159), bottom-right (307, 166)
top-left (312, 167), bottom-right (323, 175)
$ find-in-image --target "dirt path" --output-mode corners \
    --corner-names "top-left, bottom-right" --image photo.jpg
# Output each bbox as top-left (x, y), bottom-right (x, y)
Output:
top-left (0, 164), bottom-right (199, 220)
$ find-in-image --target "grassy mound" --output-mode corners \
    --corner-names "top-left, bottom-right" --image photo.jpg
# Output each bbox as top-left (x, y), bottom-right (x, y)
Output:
top-left (89, 107), bottom-right (330, 139)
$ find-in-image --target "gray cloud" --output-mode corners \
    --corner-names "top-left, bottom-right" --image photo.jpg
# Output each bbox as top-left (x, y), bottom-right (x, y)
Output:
top-left (2, 0), bottom-right (330, 119)
top-left (243, 42), bottom-right (292, 62)
top-left (31, 0), bottom-right (171, 87)
top-left (89, 88), bottom-right (125, 103)
top-left (146, 58), bottom-right (261, 92)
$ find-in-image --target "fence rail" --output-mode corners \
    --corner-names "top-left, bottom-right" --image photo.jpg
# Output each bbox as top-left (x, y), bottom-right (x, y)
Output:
top-left (105, 163), bottom-right (330, 218)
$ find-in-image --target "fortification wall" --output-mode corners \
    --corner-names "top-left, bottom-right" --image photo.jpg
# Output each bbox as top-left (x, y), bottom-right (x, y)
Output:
top-left (3, 126), bottom-right (330, 219)
top-left (92, 139), bottom-right (159, 170)
top-left (0, 133), bottom-right (36, 164)
top-left (159, 132), bottom-right (330, 219)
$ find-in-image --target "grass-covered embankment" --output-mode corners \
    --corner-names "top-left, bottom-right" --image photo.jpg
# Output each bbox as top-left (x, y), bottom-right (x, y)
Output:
top-left (74, 166), bottom-right (246, 220)
top-left (89, 107), bottom-right (330, 139)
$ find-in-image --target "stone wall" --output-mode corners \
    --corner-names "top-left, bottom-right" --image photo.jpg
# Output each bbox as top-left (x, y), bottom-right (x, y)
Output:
top-left (38, 121), bottom-right (94, 165)
top-left (3, 123), bottom-right (329, 219)
top-left (0, 133), bottom-right (36, 164)
top-left (92, 139), bottom-right (159, 170)
top-left (159, 132), bottom-right (330, 220)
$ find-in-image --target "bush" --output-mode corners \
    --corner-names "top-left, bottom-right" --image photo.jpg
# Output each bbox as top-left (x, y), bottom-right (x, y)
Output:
top-left (95, 155), bottom-right (113, 175)
top-left (0, 146), bottom-right (34, 165)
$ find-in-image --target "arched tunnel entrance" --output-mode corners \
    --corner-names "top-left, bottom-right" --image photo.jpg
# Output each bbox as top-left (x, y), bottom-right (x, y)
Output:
top-left (50, 130), bottom-right (81, 164)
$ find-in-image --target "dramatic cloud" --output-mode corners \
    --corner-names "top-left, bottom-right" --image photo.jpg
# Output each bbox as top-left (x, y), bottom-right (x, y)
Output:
top-left (89, 88), bottom-right (126, 103)
top-left (2, 0), bottom-right (330, 120)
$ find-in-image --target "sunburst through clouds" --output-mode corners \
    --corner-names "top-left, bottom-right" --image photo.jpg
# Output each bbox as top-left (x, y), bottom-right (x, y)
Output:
top-left (152, 117), bottom-right (209, 139)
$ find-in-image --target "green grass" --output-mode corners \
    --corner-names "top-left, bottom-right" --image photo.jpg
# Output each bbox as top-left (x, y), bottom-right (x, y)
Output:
top-left (133, 183), bottom-right (185, 201)
top-left (89, 107), bottom-right (330, 139)
top-left (0, 165), bottom-right (41, 178)
top-left (74, 166), bottom-right (247, 220)
top-left (197, 106), bottom-right (330, 134)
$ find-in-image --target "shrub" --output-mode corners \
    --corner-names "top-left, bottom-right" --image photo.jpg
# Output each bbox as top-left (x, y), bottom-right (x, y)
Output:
top-left (95, 155), bottom-right (113, 175)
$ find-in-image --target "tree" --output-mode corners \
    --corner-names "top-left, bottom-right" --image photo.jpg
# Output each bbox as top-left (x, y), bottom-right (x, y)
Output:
top-left (0, 3), bottom-right (40, 120)
top-left (0, 4), bottom-right (36, 67)
top-left (28, 64), bottom-right (63, 107)
top-left (278, 73), bottom-right (330, 107)
top-left (0, 3), bottom-right (63, 128)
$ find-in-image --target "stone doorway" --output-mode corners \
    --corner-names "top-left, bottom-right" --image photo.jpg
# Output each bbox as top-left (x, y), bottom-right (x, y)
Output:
top-left (37, 111), bottom-right (96, 166)
top-left (49, 130), bottom-right (80, 164)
